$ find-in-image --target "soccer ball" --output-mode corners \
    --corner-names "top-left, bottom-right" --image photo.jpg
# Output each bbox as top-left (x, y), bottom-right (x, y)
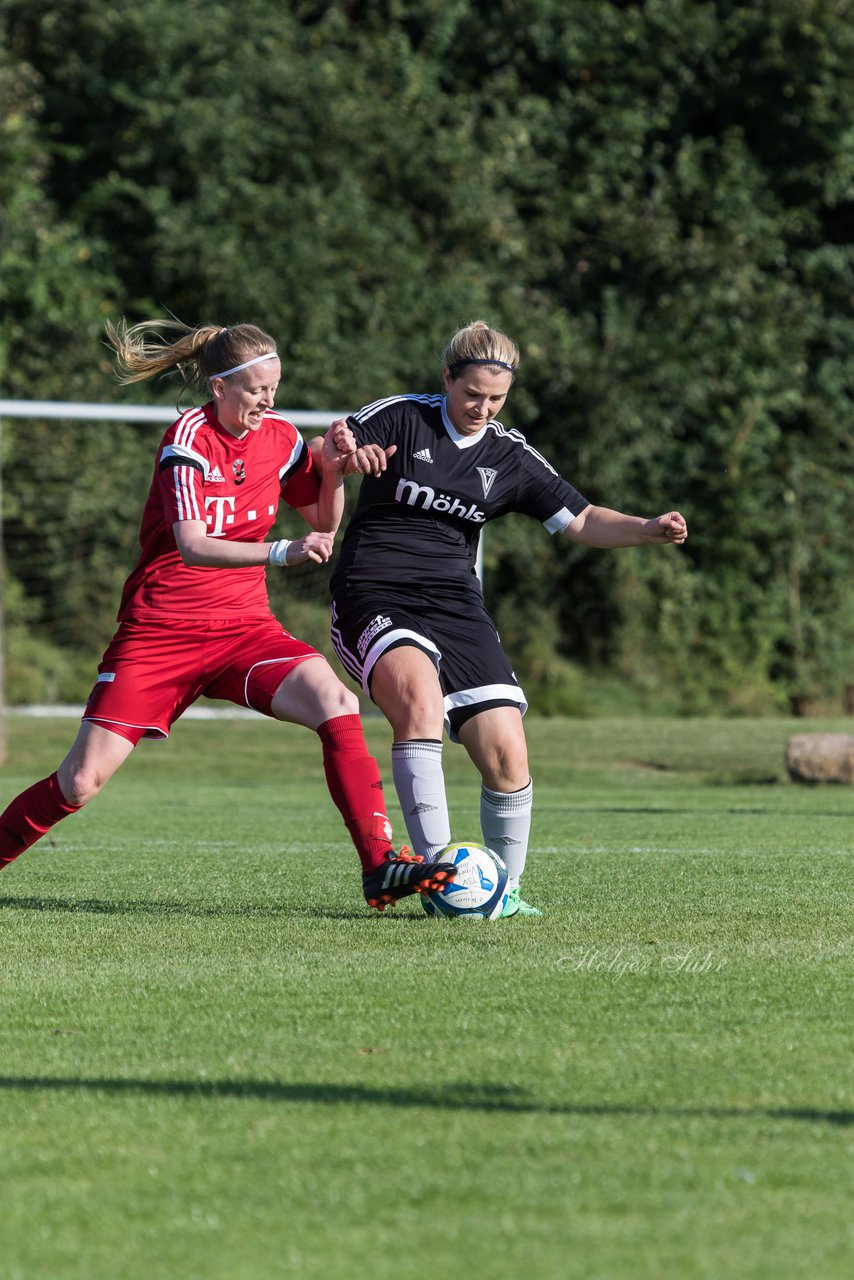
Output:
top-left (422, 842), bottom-right (509, 920)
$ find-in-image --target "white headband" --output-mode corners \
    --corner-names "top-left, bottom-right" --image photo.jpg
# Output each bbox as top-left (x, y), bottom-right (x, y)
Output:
top-left (209, 351), bottom-right (278, 380)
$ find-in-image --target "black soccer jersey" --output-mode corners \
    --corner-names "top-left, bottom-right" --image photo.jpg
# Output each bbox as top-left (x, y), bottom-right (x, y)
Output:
top-left (331, 393), bottom-right (590, 597)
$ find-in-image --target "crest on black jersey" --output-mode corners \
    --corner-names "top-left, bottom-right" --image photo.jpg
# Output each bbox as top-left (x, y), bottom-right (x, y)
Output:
top-left (476, 466), bottom-right (497, 497)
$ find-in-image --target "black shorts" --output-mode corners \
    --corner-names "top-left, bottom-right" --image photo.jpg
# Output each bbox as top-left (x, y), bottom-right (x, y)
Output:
top-left (330, 587), bottom-right (527, 742)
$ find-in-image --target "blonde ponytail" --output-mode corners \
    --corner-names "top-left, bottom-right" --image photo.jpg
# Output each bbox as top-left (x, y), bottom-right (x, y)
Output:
top-left (105, 318), bottom-right (277, 393)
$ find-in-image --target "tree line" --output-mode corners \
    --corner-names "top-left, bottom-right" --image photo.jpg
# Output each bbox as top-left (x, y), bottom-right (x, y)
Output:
top-left (1, 0), bottom-right (852, 714)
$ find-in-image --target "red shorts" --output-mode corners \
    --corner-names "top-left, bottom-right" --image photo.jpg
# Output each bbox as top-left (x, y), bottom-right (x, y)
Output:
top-left (83, 615), bottom-right (322, 744)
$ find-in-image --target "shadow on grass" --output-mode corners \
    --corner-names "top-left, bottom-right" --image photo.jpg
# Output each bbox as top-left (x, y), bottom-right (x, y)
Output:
top-left (0, 894), bottom-right (422, 923)
top-left (0, 1075), bottom-right (850, 1125)
top-left (539, 803), bottom-right (854, 819)
top-left (638, 770), bottom-right (784, 786)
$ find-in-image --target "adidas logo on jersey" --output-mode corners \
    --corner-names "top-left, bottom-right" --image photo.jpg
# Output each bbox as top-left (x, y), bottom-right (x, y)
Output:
top-left (208, 465), bottom-right (226, 484)
top-left (413, 448), bottom-right (433, 463)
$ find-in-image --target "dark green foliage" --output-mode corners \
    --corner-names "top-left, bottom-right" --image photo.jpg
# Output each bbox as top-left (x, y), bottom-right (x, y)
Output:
top-left (2, 0), bottom-right (852, 710)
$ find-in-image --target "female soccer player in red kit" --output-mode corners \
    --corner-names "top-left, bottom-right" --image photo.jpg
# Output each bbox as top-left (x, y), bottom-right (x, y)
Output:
top-left (0, 319), bottom-right (456, 910)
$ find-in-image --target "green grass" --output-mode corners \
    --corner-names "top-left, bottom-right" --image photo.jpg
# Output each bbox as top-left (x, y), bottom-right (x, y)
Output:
top-left (1, 714), bottom-right (853, 1280)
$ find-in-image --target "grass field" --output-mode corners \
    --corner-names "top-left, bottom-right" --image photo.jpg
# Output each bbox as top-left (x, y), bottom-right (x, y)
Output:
top-left (1, 713), bottom-right (852, 1280)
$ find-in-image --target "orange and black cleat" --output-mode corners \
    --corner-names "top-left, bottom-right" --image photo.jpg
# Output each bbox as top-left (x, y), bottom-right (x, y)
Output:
top-left (363, 848), bottom-right (458, 912)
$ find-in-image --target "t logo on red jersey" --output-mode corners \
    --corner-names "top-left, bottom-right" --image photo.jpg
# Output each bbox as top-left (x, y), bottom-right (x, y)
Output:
top-left (205, 495), bottom-right (236, 536)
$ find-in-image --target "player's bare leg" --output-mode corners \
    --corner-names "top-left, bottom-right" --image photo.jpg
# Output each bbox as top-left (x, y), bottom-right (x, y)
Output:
top-left (370, 645), bottom-right (446, 741)
top-left (0, 722), bottom-right (135, 869)
top-left (269, 655), bottom-right (357, 731)
top-left (56, 722), bottom-right (137, 805)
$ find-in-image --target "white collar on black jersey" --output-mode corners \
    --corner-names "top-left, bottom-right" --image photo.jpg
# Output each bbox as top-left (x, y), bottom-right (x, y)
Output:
top-left (441, 398), bottom-right (490, 448)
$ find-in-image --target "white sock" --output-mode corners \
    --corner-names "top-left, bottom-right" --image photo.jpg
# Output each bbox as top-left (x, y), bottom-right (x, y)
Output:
top-left (391, 740), bottom-right (451, 860)
top-left (480, 779), bottom-right (533, 882)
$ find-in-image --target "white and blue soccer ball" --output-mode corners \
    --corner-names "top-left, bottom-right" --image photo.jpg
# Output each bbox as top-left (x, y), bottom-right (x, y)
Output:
top-left (422, 842), bottom-right (509, 920)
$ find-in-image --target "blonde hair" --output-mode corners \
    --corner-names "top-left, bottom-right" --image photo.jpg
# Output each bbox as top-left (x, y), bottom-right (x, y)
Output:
top-left (105, 318), bottom-right (277, 394)
top-left (443, 320), bottom-right (519, 379)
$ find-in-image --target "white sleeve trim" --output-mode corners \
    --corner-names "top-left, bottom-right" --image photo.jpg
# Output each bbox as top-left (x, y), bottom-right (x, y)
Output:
top-left (544, 506), bottom-right (576, 534)
top-left (161, 441), bottom-right (210, 478)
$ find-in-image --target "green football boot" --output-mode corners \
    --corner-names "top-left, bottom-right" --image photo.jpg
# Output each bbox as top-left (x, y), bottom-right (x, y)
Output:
top-left (501, 885), bottom-right (542, 917)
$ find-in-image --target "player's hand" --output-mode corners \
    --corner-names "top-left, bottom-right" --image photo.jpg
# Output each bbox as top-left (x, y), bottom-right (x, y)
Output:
top-left (282, 531), bottom-right (336, 565)
top-left (644, 511), bottom-right (688, 544)
top-left (318, 420), bottom-right (357, 473)
top-left (343, 442), bottom-right (397, 476)
top-left (324, 416), bottom-right (397, 475)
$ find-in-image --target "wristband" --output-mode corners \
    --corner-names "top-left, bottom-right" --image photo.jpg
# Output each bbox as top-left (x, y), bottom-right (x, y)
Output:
top-left (267, 539), bottom-right (292, 566)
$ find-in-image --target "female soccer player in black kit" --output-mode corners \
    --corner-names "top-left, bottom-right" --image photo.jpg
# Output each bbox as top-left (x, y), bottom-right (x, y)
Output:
top-left (331, 320), bottom-right (688, 916)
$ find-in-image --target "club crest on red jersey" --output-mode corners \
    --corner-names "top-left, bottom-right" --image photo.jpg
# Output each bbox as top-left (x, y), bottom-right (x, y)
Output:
top-left (233, 459), bottom-right (246, 485)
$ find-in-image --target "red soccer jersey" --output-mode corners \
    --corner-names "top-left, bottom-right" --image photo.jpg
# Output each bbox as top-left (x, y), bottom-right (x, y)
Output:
top-left (118, 403), bottom-right (319, 621)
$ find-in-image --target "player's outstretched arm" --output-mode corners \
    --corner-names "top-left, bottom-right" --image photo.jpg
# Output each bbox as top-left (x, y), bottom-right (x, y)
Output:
top-left (267, 531), bottom-right (336, 565)
top-left (173, 521), bottom-right (335, 568)
top-left (564, 506), bottom-right (688, 549)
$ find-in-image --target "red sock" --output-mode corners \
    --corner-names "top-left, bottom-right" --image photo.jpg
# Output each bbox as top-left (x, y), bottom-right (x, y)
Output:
top-left (0, 773), bottom-right (82, 868)
top-left (316, 715), bottom-right (394, 874)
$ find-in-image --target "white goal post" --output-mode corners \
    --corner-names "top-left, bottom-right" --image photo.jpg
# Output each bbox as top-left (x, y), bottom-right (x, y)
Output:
top-left (0, 399), bottom-right (340, 428)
